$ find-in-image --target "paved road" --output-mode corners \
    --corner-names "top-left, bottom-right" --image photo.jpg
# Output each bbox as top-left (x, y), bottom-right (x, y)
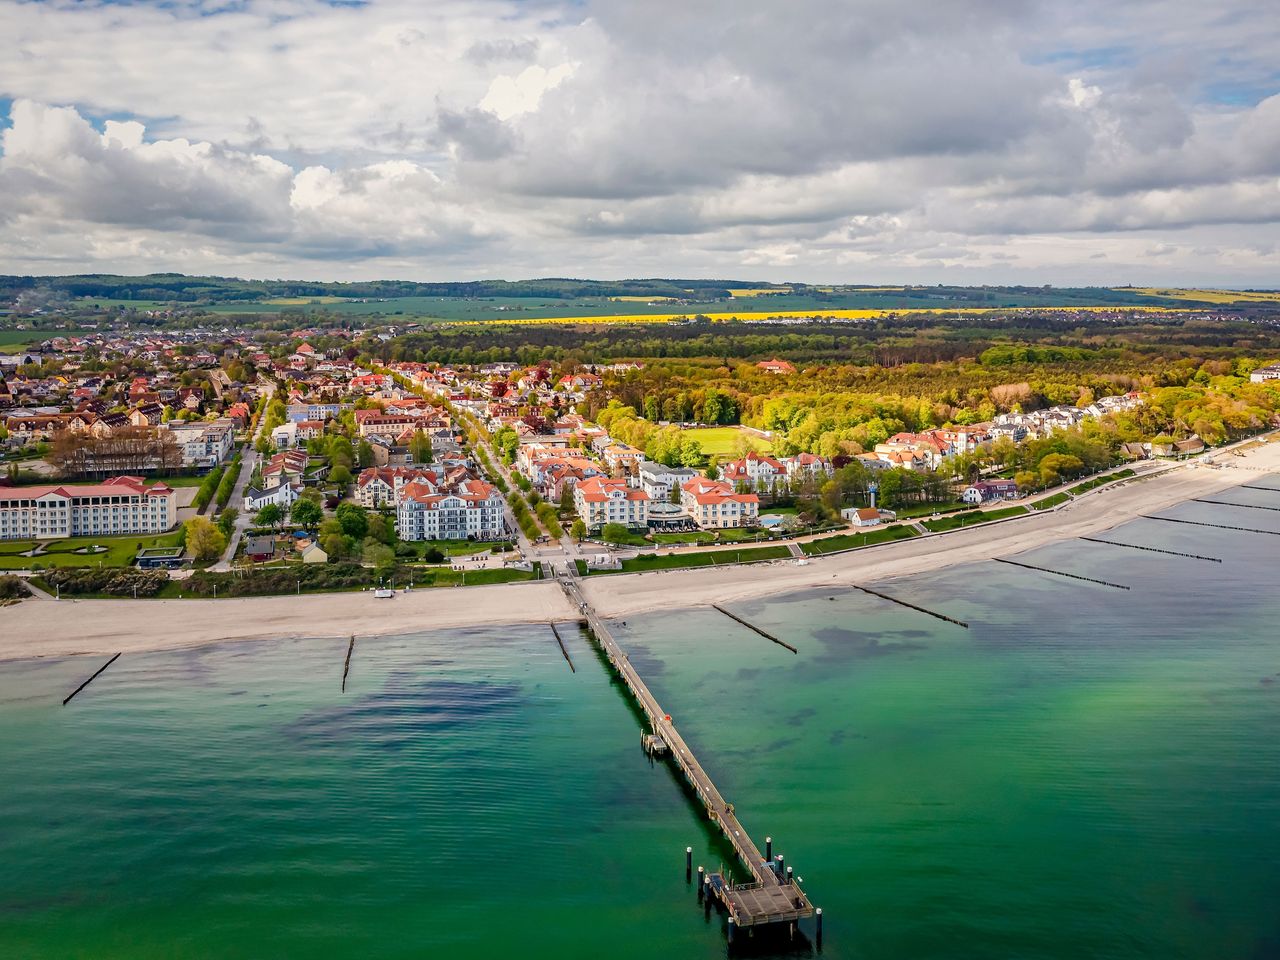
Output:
top-left (212, 378), bottom-right (275, 571)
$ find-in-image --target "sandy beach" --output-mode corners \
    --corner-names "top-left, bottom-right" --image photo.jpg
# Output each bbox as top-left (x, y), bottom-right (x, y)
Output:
top-left (5, 439), bottom-right (1278, 661)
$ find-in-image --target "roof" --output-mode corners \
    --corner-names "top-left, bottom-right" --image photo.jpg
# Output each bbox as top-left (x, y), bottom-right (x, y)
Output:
top-left (0, 476), bottom-right (172, 500)
top-left (575, 477), bottom-right (650, 503)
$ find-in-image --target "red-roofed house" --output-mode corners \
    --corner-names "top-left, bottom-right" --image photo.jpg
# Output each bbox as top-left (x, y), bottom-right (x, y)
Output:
top-left (573, 477), bottom-right (650, 531)
top-left (756, 358), bottom-right (796, 375)
top-left (680, 477), bottom-right (759, 529)
top-left (0, 476), bottom-right (175, 540)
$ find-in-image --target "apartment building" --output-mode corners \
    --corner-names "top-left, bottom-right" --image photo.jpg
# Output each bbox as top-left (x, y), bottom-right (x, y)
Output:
top-left (574, 476), bottom-right (650, 531)
top-left (0, 476), bottom-right (176, 541)
top-left (680, 477), bottom-right (759, 529)
top-left (396, 478), bottom-right (506, 541)
top-left (166, 419), bottom-right (236, 468)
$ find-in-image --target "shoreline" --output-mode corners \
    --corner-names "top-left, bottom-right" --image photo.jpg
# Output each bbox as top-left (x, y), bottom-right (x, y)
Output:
top-left (5, 441), bottom-right (1278, 662)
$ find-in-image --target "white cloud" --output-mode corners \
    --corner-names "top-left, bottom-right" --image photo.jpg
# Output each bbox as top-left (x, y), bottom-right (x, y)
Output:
top-left (0, 0), bottom-right (1277, 283)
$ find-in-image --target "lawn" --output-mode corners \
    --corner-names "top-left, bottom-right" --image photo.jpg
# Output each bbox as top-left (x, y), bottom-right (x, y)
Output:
top-left (681, 426), bottom-right (773, 456)
top-left (649, 531), bottom-right (718, 545)
top-left (922, 505), bottom-right (1028, 532)
top-left (800, 524), bottom-right (918, 556)
top-left (591, 544), bottom-right (791, 574)
top-left (1068, 468), bottom-right (1136, 496)
top-left (891, 500), bottom-right (973, 519)
top-left (398, 539), bottom-right (513, 558)
top-left (0, 530), bottom-right (185, 569)
top-left (1030, 492), bottom-right (1069, 511)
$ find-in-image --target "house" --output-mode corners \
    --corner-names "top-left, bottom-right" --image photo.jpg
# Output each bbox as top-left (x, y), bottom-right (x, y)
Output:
top-left (167, 419), bottom-right (236, 467)
top-left (261, 450), bottom-right (310, 488)
top-left (574, 477), bottom-right (650, 531)
top-left (301, 542), bottom-right (328, 564)
top-left (680, 477), bottom-right (759, 529)
top-left (243, 483), bottom-right (300, 513)
top-left (355, 466), bottom-right (439, 509)
top-left (962, 479), bottom-right (1020, 504)
top-left (244, 535), bottom-right (276, 562)
top-left (756, 358), bottom-right (796, 375)
top-left (843, 507), bottom-right (881, 527)
top-left (1249, 363), bottom-right (1280, 383)
top-left (1118, 442), bottom-right (1148, 460)
top-left (782, 452), bottom-right (833, 482)
top-left (1174, 436), bottom-right (1206, 456)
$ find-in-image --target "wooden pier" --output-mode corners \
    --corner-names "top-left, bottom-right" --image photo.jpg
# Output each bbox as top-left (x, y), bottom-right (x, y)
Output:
top-left (561, 577), bottom-right (815, 933)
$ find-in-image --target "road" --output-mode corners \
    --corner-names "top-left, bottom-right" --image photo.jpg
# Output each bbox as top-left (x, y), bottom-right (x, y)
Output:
top-left (212, 378), bottom-right (275, 571)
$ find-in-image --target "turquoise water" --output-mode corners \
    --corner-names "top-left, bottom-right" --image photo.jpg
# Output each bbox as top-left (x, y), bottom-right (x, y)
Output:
top-left (3, 482), bottom-right (1280, 958)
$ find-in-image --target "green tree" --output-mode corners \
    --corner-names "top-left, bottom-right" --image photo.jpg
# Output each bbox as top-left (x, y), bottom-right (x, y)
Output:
top-left (357, 440), bottom-right (375, 468)
top-left (704, 461), bottom-right (720, 481)
top-left (336, 503), bottom-right (369, 540)
top-left (571, 518), bottom-right (587, 542)
top-left (329, 464), bottom-right (352, 487)
top-left (321, 533), bottom-right (347, 559)
top-left (217, 507), bottom-right (238, 539)
top-left (185, 516), bottom-right (227, 562)
top-left (601, 522), bottom-right (629, 544)
top-left (367, 512), bottom-right (395, 545)
top-left (255, 503), bottom-right (283, 529)
top-left (408, 429), bottom-right (433, 463)
top-left (291, 498), bottom-right (323, 530)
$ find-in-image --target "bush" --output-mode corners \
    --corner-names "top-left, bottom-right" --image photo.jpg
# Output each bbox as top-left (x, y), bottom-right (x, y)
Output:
top-left (192, 465), bottom-right (225, 511)
top-left (423, 546), bottom-right (445, 563)
top-left (0, 575), bottom-right (27, 600)
top-left (214, 455), bottom-right (242, 510)
top-left (44, 568), bottom-right (169, 597)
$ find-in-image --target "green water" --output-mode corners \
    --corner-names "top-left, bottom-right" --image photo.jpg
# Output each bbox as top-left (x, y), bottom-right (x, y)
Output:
top-left (3, 486), bottom-right (1280, 958)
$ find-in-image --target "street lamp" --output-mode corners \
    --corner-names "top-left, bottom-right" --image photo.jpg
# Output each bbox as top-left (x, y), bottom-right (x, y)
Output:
top-left (296, 578), bottom-right (300, 595)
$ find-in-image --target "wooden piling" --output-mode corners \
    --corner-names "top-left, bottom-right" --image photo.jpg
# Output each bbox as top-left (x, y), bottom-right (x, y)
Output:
top-left (1140, 515), bottom-right (1280, 536)
top-left (341, 635), bottom-right (356, 692)
top-left (62, 653), bottom-right (121, 706)
top-left (1240, 485), bottom-right (1280, 493)
top-left (852, 585), bottom-right (969, 628)
top-left (550, 622), bottom-right (576, 673)
top-left (994, 558), bottom-right (1130, 590)
top-left (1080, 537), bottom-right (1222, 562)
top-left (712, 605), bottom-right (798, 653)
top-left (1192, 498), bottom-right (1280, 512)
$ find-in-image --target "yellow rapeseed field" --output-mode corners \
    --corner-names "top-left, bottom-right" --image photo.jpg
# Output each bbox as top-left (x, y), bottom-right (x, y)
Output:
top-left (1124, 288), bottom-right (1280, 304)
top-left (264, 295), bottom-right (351, 305)
top-left (728, 287), bottom-right (792, 296)
top-left (447, 305), bottom-right (1189, 326)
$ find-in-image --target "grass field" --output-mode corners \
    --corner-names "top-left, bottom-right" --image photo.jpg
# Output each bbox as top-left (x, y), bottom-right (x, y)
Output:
top-left (0, 330), bottom-right (41, 352)
top-left (800, 524), bottom-right (918, 556)
top-left (0, 530), bottom-right (184, 570)
top-left (682, 426), bottom-right (773, 455)
top-left (590, 544), bottom-right (791, 574)
top-left (1068, 468), bottom-right (1136, 495)
top-left (922, 505), bottom-right (1028, 532)
top-left (1030, 492), bottom-right (1070, 511)
top-left (398, 539), bottom-right (513, 557)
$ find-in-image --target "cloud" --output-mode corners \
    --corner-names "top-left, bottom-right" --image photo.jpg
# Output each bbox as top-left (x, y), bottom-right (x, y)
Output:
top-left (0, 0), bottom-right (1277, 283)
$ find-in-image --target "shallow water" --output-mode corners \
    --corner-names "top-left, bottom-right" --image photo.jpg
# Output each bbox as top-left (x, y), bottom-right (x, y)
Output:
top-left (2, 481), bottom-right (1279, 958)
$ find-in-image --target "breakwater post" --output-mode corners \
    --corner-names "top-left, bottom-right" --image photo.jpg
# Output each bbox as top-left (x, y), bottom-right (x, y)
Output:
top-left (1140, 515), bottom-right (1280, 536)
top-left (549, 622), bottom-right (576, 673)
top-left (712, 604), bottom-right (798, 653)
top-left (852, 585), bottom-right (969, 628)
top-left (994, 558), bottom-right (1130, 590)
top-left (341, 635), bottom-right (356, 692)
top-left (1079, 537), bottom-right (1222, 563)
top-left (1192, 498), bottom-right (1280, 513)
top-left (62, 653), bottom-right (121, 706)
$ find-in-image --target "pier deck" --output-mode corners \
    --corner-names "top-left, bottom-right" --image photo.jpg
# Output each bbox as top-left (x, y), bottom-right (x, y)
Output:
top-left (562, 579), bottom-right (814, 929)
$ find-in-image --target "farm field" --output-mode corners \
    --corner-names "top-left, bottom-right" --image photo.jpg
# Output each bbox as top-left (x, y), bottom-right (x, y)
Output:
top-left (1124, 287), bottom-right (1280, 304)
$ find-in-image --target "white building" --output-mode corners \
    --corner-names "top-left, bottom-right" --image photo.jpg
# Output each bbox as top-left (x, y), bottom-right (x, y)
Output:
top-left (167, 419), bottom-right (236, 467)
top-left (574, 476), bottom-right (650, 531)
top-left (243, 483), bottom-right (299, 513)
top-left (396, 478), bottom-right (506, 541)
top-left (1250, 364), bottom-right (1280, 383)
top-left (0, 476), bottom-right (176, 541)
top-left (637, 460), bottom-right (699, 502)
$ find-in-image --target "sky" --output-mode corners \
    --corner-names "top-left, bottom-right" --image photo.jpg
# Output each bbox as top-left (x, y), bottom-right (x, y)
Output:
top-left (0, 0), bottom-right (1278, 285)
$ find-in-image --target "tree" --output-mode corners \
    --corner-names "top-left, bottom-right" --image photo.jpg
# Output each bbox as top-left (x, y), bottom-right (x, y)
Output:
top-left (571, 518), bottom-right (587, 542)
top-left (423, 546), bottom-right (445, 563)
top-left (336, 502), bottom-right (369, 540)
top-left (367, 512), bottom-right (395, 545)
top-left (362, 539), bottom-right (395, 569)
top-left (602, 522), bottom-right (629, 545)
top-left (704, 461), bottom-right (720, 481)
top-left (329, 464), bottom-right (352, 487)
top-left (291, 498), bottom-right (323, 530)
top-left (255, 503), bottom-right (283, 529)
top-left (321, 533), bottom-right (347, 559)
top-left (357, 440), bottom-right (375, 468)
top-left (185, 516), bottom-right (226, 562)
top-left (408, 429), bottom-right (433, 463)
top-left (217, 507), bottom-right (238, 539)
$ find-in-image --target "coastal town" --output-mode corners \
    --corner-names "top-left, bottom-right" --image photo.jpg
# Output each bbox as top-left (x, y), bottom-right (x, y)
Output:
top-left (0, 320), bottom-right (1266, 605)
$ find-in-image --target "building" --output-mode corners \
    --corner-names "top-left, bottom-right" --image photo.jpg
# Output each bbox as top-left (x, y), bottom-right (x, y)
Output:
top-left (396, 478), bottom-right (506, 541)
top-left (680, 477), bottom-right (759, 529)
top-left (962, 479), bottom-right (1020, 504)
top-left (167, 419), bottom-right (236, 467)
top-left (756, 358), bottom-right (796, 375)
top-left (355, 466), bottom-right (439, 509)
top-left (574, 476), bottom-right (650, 531)
top-left (1250, 364), bottom-right (1280, 383)
top-left (638, 460), bottom-right (699, 502)
top-left (243, 536), bottom-right (276, 562)
top-left (843, 507), bottom-right (881, 527)
top-left (722, 451), bottom-right (788, 492)
top-left (0, 476), bottom-right (176, 541)
top-left (243, 483), bottom-right (300, 513)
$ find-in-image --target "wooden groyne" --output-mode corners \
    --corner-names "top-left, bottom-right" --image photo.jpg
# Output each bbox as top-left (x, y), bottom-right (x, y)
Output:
top-left (62, 653), bottom-right (121, 706)
top-left (995, 558), bottom-right (1129, 590)
top-left (549, 622), bottom-right (576, 673)
top-left (1080, 537), bottom-right (1222, 563)
top-left (852, 584), bottom-right (969, 628)
top-left (1241, 484), bottom-right (1280, 493)
top-left (1140, 515), bottom-right (1280, 536)
top-left (712, 604), bottom-right (798, 654)
top-left (1192, 498), bottom-right (1280, 512)
top-left (341, 636), bottom-right (356, 692)
top-left (561, 577), bottom-right (815, 934)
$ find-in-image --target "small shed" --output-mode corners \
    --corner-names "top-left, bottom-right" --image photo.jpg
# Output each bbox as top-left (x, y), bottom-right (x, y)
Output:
top-left (244, 536), bottom-right (275, 563)
top-left (301, 542), bottom-right (328, 564)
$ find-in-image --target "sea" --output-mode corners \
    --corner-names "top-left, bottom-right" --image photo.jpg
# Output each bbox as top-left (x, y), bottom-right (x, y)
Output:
top-left (2, 480), bottom-right (1279, 959)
